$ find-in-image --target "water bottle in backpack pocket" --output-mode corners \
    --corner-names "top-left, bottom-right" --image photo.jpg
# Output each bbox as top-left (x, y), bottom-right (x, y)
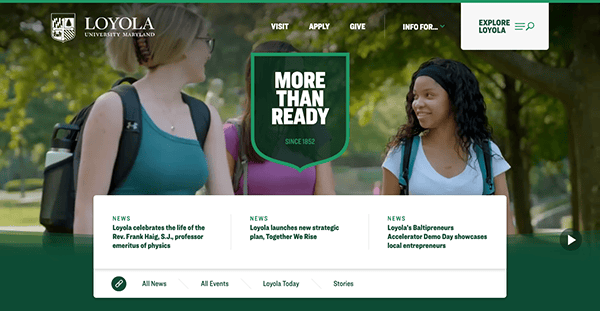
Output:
top-left (40, 124), bottom-right (79, 233)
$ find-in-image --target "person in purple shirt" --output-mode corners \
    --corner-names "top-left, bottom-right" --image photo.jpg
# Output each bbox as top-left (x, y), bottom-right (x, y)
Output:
top-left (224, 41), bottom-right (336, 195)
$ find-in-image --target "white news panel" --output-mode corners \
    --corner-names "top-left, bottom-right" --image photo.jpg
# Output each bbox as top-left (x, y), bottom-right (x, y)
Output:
top-left (94, 196), bottom-right (506, 298)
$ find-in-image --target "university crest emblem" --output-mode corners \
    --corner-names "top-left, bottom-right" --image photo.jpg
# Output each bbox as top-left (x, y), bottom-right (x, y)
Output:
top-left (51, 13), bottom-right (76, 43)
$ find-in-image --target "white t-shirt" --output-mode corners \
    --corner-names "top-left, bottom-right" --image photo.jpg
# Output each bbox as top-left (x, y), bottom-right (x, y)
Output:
top-left (382, 138), bottom-right (510, 195)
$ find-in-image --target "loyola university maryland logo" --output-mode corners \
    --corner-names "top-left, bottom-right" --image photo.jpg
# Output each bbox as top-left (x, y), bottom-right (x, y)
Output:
top-left (51, 13), bottom-right (76, 43)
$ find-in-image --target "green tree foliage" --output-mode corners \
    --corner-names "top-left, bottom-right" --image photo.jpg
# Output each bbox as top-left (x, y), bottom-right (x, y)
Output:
top-left (190, 4), bottom-right (264, 120)
top-left (0, 3), bottom-right (260, 166)
top-left (249, 4), bottom-right (456, 121)
top-left (247, 4), bottom-right (462, 160)
top-left (1, 4), bottom-right (121, 161)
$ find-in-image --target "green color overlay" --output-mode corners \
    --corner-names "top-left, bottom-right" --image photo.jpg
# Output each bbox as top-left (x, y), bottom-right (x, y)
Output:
top-left (1, 231), bottom-right (599, 308)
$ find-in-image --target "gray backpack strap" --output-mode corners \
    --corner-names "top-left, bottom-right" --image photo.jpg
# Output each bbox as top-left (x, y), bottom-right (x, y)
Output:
top-left (241, 142), bottom-right (248, 195)
top-left (227, 118), bottom-right (248, 195)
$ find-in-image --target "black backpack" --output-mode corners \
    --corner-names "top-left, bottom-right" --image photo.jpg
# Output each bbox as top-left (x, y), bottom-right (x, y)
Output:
top-left (398, 135), bottom-right (495, 195)
top-left (40, 77), bottom-right (211, 233)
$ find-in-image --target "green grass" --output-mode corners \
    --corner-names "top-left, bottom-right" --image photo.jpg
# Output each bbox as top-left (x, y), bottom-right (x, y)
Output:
top-left (0, 200), bottom-right (41, 226)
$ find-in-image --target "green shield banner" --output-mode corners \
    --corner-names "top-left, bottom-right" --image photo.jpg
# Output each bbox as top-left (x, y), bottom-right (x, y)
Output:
top-left (251, 53), bottom-right (349, 172)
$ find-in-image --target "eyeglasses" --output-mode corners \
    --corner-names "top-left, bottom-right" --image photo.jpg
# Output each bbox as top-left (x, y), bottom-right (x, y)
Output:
top-left (197, 36), bottom-right (215, 53)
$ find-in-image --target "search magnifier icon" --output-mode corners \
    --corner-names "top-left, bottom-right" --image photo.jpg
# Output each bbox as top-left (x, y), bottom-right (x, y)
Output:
top-left (526, 22), bottom-right (535, 31)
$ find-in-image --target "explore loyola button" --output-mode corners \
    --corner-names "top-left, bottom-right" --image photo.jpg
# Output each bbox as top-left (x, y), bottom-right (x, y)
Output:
top-left (560, 229), bottom-right (582, 251)
top-left (461, 3), bottom-right (548, 50)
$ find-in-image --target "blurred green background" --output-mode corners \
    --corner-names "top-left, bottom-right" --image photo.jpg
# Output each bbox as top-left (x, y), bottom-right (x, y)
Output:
top-left (1, 3), bottom-right (599, 234)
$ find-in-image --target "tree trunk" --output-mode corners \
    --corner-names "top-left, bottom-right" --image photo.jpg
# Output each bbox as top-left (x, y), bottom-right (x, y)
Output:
top-left (568, 91), bottom-right (600, 231)
top-left (503, 75), bottom-right (533, 234)
top-left (570, 4), bottom-right (600, 231)
top-left (567, 118), bottom-right (580, 231)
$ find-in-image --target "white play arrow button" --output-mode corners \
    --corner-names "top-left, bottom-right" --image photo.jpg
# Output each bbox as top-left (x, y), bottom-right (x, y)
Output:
top-left (561, 229), bottom-right (582, 251)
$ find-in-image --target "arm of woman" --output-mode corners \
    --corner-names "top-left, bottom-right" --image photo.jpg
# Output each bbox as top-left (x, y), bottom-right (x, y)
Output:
top-left (314, 162), bottom-right (336, 195)
top-left (382, 168), bottom-right (401, 195)
top-left (204, 105), bottom-right (234, 195)
top-left (494, 172), bottom-right (516, 235)
top-left (73, 93), bottom-right (123, 235)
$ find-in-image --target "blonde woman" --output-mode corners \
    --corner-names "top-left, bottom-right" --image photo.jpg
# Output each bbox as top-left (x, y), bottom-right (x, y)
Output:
top-left (74, 4), bottom-right (233, 235)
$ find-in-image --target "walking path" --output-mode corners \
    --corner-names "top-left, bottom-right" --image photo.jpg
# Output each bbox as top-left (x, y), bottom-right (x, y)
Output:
top-left (0, 189), bottom-right (43, 203)
top-left (0, 226), bottom-right (45, 232)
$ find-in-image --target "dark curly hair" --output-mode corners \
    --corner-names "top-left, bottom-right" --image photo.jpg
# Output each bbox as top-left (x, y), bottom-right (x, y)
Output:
top-left (386, 58), bottom-right (493, 160)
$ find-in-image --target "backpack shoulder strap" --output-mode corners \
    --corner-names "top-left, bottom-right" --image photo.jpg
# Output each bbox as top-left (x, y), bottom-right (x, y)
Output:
top-left (398, 135), bottom-right (419, 195)
top-left (225, 118), bottom-right (248, 195)
top-left (408, 136), bottom-right (420, 180)
top-left (181, 93), bottom-right (211, 148)
top-left (108, 83), bottom-right (142, 193)
top-left (475, 140), bottom-right (495, 195)
top-left (72, 79), bottom-right (140, 192)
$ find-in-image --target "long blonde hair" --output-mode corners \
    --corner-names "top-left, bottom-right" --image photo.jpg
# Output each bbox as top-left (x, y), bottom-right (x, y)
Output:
top-left (106, 4), bottom-right (207, 72)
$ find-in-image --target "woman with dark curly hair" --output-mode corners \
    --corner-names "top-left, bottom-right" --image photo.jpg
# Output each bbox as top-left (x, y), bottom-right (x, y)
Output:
top-left (381, 58), bottom-right (515, 234)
